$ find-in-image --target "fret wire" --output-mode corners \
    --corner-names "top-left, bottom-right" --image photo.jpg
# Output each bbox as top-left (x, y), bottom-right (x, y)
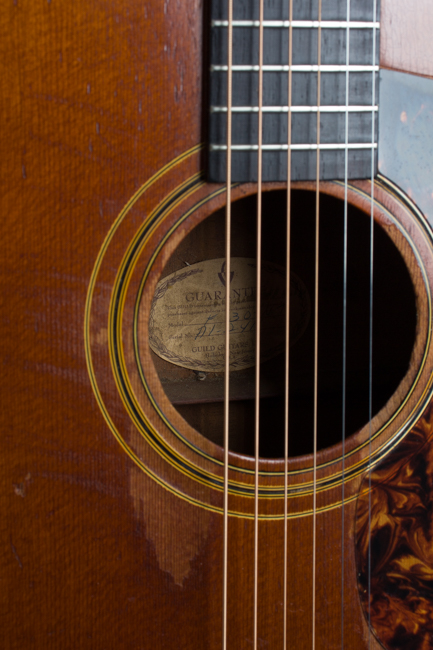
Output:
top-left (211, 105), bottom-right (378, 113)
top-left (210, 143), bottom-right (377, 151)
top-left (212, 20), bottom-right (380, 29)
top-left (211, 64), bottom-right (379, 72)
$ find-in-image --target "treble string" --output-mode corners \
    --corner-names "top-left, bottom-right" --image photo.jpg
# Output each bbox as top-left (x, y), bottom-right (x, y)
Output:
top-left (341, 0), bottom-right (351, 647)
top-left (312, 1), bottom-right (322, 648)
top-left (222, 0), bottom-right (233, 647)
top-left (368, 2), bottom-right (378, 649)
top-left (254, 2), bottom-right (264, 648)
top-left (283, 0), bottom-right (294, 647)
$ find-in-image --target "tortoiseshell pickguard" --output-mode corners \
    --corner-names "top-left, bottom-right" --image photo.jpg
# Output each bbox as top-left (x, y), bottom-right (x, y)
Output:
top-left (356, 404), bottom-right (433, 649)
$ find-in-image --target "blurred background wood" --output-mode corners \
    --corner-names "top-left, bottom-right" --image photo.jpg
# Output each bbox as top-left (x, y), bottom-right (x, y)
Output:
top-left (380, 0), bottom-right (433, 78)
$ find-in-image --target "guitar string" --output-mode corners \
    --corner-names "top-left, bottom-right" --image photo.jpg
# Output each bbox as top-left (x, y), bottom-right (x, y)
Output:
top-left (341, 0), bottom-right (351, 646)
top-left (368, 2), bottom-right (378, 648)
top-left (254, 3), bottom-right (265, 648)
top-left (223, 5), bottom-right (373, 648)
top-left (222, 0), bottom-right (233, 647)
top-left (312, 1), bottom-right (322, 648)
top-left (283, 0), bottom-right (294, 647)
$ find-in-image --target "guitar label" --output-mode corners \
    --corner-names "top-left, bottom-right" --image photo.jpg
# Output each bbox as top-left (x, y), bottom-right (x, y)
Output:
top-left (147, 257), bottom-right (310, 372)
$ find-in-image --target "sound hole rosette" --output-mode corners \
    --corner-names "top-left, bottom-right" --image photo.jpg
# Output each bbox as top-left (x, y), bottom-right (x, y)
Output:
top-left (85, 148), bottom-right (433, 517)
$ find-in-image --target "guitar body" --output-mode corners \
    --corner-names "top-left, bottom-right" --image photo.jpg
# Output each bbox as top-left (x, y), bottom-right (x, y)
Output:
top-left (3, 1), bottom-right (433, 648)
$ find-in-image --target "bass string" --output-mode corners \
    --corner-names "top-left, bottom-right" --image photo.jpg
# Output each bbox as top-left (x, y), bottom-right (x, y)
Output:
top-left (222, 0), bottom-right (233, 647)
top-left (368, 2), bottom-right (378, 648)
top-left (254, 2), bottom-right (265, 648)
top-left (341, 0), bottom-right (351, 645)
top-left (312, 1), bottom-right (322, 648)
top-left (283, 0), bottom-right (294, 646)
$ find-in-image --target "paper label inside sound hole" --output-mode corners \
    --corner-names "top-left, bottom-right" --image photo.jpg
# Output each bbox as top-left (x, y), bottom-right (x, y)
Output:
top-left (148, 257), bottom-right (310, 372)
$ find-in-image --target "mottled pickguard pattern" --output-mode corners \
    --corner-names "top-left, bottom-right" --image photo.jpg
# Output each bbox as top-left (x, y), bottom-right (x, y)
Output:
top-left (356, 404), bottom-right (433, 649)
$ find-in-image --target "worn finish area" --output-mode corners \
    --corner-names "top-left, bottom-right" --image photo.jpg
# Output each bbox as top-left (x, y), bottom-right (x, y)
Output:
top-left (3, 1), bottom-right (433, 649)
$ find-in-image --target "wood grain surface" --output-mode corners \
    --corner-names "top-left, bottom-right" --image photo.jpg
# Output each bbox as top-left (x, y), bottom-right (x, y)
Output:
top-left (1, 1), bottom-right (203, 647)
top-left (2, 1), bottom-right (433, 649)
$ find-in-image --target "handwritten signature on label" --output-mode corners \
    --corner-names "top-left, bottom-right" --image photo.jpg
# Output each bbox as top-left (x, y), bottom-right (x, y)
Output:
top-left (145, 258), bottom-right (309, 372)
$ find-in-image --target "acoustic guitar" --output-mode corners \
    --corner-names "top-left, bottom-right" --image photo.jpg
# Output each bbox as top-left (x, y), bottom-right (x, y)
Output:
top-left (3, 0), bottom-right (433, 648)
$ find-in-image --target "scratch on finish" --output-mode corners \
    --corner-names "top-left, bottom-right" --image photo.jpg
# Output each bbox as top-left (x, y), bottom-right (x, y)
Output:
top-left (11, 541), bottom-right (23, 569)
top-left (13, 473), bottom-right (32, 498)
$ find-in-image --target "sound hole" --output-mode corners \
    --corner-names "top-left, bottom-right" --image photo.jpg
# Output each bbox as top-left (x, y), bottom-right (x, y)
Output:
top-left (151, 189), bottom-right (417, 458)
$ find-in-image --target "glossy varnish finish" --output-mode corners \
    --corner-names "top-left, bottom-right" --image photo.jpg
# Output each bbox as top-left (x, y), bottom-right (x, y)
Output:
top-left (2, 1), bottom-right (433, 648)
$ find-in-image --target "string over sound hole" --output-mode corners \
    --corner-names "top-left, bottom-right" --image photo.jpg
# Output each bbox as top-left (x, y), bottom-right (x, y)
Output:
top-left (149, 189), bottom-right (416, 459)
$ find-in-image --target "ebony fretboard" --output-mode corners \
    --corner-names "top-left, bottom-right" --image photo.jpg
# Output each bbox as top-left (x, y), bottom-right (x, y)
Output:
top-left (208, 0), bottom-right (379, 182)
